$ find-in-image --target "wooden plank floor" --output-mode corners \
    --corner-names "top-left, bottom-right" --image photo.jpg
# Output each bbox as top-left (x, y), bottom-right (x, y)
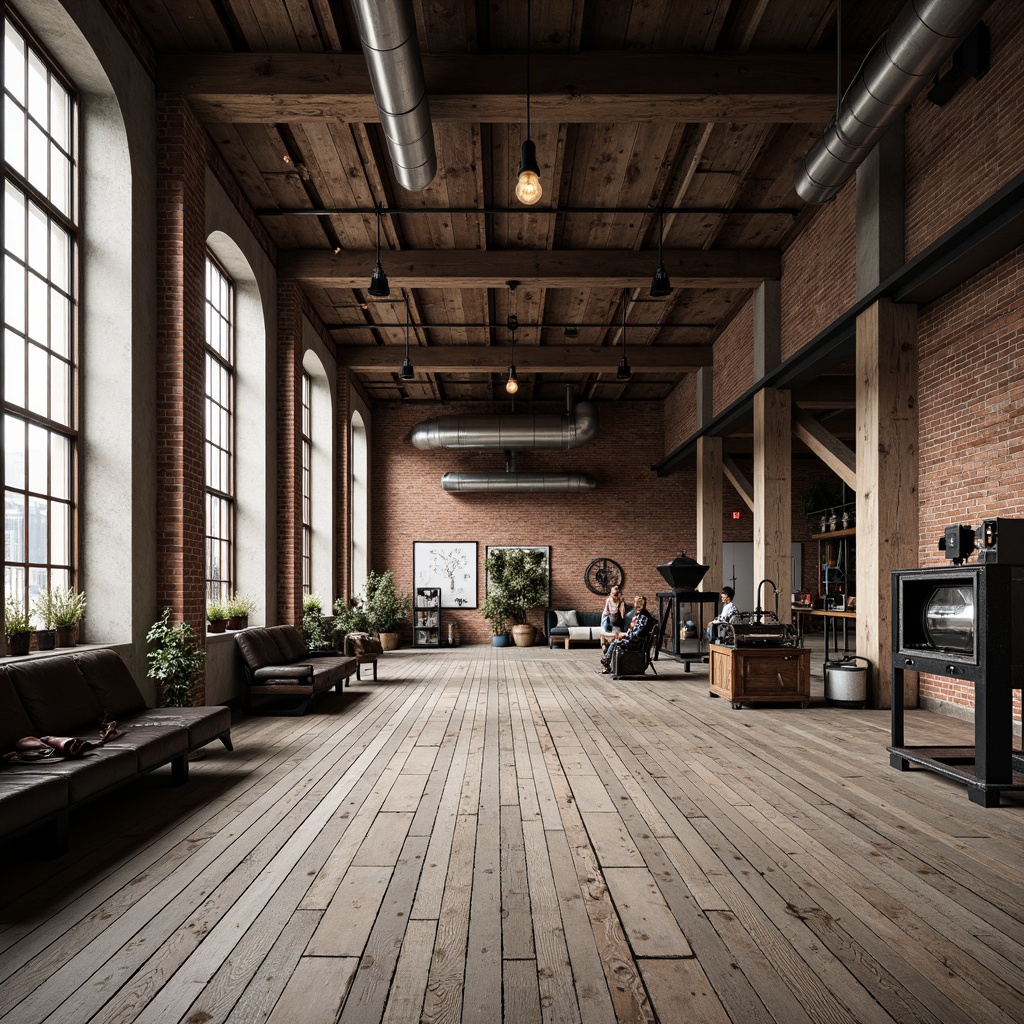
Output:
top-left (2, 644), bottom-right (1023, 1024)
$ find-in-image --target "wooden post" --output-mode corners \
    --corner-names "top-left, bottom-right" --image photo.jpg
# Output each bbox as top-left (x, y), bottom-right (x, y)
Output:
top-left (754, 388), bottom-right (792, 624)
top-left (694, 367), bottom-right (723, 592)
top-left (856, 298), bottom-right (918, 708)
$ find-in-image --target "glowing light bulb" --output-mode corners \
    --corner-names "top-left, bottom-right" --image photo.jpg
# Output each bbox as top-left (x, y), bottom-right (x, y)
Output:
top-left (515, 170), bottom-right (542, 205)
top-left (505, 367), bottom-right (519, 394)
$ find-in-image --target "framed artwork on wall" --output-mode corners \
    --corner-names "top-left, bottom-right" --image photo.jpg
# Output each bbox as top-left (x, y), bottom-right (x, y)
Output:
top-left (413, 541), bottom-right (478, 609)
top-left (485, 545), bottom-right (551, 606)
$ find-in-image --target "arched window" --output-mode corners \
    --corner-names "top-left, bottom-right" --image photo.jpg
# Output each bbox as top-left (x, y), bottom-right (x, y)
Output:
top-left (3, 10), bottom-right (77, 621)
top-left (351, 410), bottom-right (368, 596)
top-left (301, 346), bottom-right (333, 602)
top-left (301, 371), bottom-right (312, 594)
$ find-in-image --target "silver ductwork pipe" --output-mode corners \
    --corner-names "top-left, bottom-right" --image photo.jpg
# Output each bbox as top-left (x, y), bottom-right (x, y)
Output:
top-left (412, 402), bottom-right (598, 450)
top-left (442, 472), bottom-right (597, 493)
top-left (351, 0), bottom-right (436, 192)
top-left (794, 0), bottom-right (993, 204)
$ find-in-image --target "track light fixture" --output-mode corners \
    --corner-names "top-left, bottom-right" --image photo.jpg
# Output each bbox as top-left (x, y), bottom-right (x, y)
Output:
top-left (515, 0), bottom-right (542, 206)
top-left (650, 208), bottom-right (673, 297)
top-left (368, 201), bottom-right (390, 298)
top-left (506, 279), bottom-right (520, 394)
top-left (616, 289), bottom-right (632, 382)
top-left (400, 291), bottom-right (415, 380)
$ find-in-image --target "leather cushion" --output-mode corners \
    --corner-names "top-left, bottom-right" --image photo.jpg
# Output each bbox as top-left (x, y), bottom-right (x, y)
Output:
top-left (72, 649), bottom-right (147, 717)
top-left (0, 670), bottom-right (38, 754)
top-left (6, 656), bottom-right (103, 736)
top-left (0, 774), bottom-right (68, 839)
top-left (273, 625), bottom-right (309, 660)
top-left (235, 629), bottom-right (286, 671)
top-left (126, 706), bottom-right (231, 751)
top-left (104, 724), bottom-right (189, 772)
top-left (2, 747), bottom-right (137, 802)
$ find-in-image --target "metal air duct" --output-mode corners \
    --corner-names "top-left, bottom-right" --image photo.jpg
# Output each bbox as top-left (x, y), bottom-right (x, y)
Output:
top-left (794, 0), bottom-right (993, 205)
top-left (442, 472), bottom-right (597, 493)
top-left (412, 401), bottom-right (598, 451)
top-left (351, 0), bottom-right (436, 192)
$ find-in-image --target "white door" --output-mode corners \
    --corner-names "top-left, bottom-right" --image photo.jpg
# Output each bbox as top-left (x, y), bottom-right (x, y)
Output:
top-left (721, 543), bottom-right (802, 617)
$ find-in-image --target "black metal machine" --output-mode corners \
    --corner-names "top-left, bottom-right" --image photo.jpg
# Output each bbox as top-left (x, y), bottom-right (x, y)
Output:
top-left (654, 552), bottom-right (717, 671)
top-left (890, 517), bottom-right (1024, 807)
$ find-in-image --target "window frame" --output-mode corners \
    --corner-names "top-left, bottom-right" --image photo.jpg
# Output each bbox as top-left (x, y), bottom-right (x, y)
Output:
top-left (301, 370), bottom-right (312, 596)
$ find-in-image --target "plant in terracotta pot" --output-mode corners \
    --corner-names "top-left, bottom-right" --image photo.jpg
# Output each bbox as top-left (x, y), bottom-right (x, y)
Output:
top-left (5, 596), bottom-right (34, 656)
top-left (484, 548), bottom-right (548, 647)
top-left (50, 586), bottom-right (86, 647)
top-left (146, 608), bottom-right (206, 707)
top-left (32, 589), bottom-right (58, 650)
top-left (226, 593), bottom-right (256, 630)
top-left (206, 598), bottom-right (228, 634)
top-left (363, 570), bottom-right (411, 650)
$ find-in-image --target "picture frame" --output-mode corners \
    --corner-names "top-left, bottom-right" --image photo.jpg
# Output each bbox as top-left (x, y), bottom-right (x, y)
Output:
top-left (485, 545), bottom-right (551, 606)
top-left (413, 542), bottom-right (478, 609)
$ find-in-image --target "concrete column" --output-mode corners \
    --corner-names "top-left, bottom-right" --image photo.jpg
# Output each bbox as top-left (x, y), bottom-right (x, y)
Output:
top-left (856, 118), bottom-right (905, 299)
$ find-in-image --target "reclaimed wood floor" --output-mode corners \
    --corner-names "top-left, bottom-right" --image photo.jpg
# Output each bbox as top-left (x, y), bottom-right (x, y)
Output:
top-left (2, 645), bottom-right (1023, 1024)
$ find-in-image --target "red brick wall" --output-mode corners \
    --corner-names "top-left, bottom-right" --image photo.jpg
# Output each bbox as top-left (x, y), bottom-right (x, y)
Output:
top-left (713, 303), bottom-right (754, 415)
top-left (370, 401), bottom-right (696, 645)
top-left (905, 0), bottom-right (1024, 262)
top-left (277, 280), bottom-right (303, 626)
top-left (663, 376), bottom-right (696, 453)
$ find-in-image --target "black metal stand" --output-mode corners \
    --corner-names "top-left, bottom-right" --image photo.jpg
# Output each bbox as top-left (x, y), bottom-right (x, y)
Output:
top-left (656, 590), bottom-right (718, 671)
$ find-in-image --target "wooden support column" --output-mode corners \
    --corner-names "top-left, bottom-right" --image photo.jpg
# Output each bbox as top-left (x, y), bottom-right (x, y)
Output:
top-left (694, 367), bottom-right (723, 592)
top-left (754, 388), bottom-right (792, 624)
top-left (856, 298), bottom-right (918, 708)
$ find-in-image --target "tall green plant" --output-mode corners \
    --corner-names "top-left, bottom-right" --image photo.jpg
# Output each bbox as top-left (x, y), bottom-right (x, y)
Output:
top-left (363, 570), bottom-right (411, 634)
top-left (331, 595), bottom-right (372, 648)
top-left (146, 608), bottom-right (206, 707)
top-left (484, 548), bottom-right (548, 626)
top-left (301, 593), bottom-right (333, 651)
top-left (50, 586), bottom-right (86, 627)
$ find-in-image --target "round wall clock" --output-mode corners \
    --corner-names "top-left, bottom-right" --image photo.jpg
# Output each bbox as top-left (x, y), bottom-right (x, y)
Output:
top-left (584, 558), bottom-right (624, 596)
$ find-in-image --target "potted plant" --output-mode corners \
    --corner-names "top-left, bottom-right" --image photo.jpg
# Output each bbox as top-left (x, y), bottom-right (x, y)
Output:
top-left (363, 570), bottom-right (411, 651)
top-left (797, 480), bottom-right (842, 531)
top-left (146, 608), bottom-right (206, 707)
top-left (32, 589), bottom-right (58, 650)
top-left (226, 593), bottom-right (256, 630)
top-left (5, 596), bottom-right (34, 656)
top-left (302, 593), bottom-right (334, 652)
top-left (50, 585), bottom-right (86, 647)
top-left (206, 598), bottom-right (228, 634)
top-left (482, 591), bottom-right (511, 647)
top-left (484, 548), bottom-right (548, 647)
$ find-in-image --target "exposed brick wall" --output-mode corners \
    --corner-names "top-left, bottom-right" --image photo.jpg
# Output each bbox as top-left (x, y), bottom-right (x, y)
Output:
top-left (156, 94), bottom-right (208, 699)
top-left (916, 243), bottom-right (1024, 719)
top-left (713, 302), bottom-right (754, 415)
top-left (276, 280), bottom-right (303, 626)
top-left (780, 183), bottom-right (857, 358)
top-left (663, 376), bottom-right (696, 453)
top-left (905, 0), bottom-right (1024, 262)
top-left (370, 401), bottom-right (696, 645)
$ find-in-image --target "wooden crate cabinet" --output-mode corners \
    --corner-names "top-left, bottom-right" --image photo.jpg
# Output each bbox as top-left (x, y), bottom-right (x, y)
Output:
top-left (709, 644), bottom-right (811, 709)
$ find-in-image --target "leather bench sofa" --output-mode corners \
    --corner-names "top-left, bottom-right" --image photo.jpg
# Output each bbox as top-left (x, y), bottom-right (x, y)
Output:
top-left (0, 649), bottom-right (232, 853)
top-left (235, 625), bottom-right (357, 714)
top-left (544, 608), bottom-right (634, 649)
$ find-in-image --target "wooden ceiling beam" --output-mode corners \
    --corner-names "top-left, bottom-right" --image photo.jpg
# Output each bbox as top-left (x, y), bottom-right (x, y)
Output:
top-left (336, 345), bottom-right (712, 373)
top-left (280, 248), bottom-right (779, 288)
top-left (158, 52), bottom-right (859, 124)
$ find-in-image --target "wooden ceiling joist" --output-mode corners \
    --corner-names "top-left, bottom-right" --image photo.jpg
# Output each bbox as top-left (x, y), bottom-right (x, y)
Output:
top-left (792, 410), bottom-right (857, 488)
top-left (335, 344), bottom-right (712, 373)
top-left (280, 249), bottom-right (780, 289)
top-left (158, 52), bottom-right (859, 124)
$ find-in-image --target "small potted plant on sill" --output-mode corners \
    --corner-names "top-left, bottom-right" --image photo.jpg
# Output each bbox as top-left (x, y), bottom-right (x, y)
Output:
top-left (5, 596), bottom-right (34, 656)
top-left (363, 570), bottom-right (411, 651)
top-left (206, 598), bottom-right (228, 634)
top-left (146, 608), bottom-right (206, 707)
top-left (33, 589), bottom-right (58, 650)
top-left (226, 593), bottom-right (256, 630)
top-left (51, 585), bottom-right (86, 647)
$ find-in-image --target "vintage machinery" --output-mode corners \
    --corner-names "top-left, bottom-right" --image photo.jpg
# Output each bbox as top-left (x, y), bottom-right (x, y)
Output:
top-left (890, 517), bottom-right (1024, 807)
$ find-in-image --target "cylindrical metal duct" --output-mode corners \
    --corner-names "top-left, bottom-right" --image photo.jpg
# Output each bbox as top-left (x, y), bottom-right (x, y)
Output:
top-left (442, 472), bottom-right (597, 493)
top-left (350, 0), bottom-right (436, 192)
top-left (412, 402), bottom-right (598, 450)
top-left (794, 0), bottom-right (993, 204)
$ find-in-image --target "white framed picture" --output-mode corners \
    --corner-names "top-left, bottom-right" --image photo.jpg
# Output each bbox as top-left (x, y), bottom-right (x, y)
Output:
top-left (413, 541), bottom-right (478, 609)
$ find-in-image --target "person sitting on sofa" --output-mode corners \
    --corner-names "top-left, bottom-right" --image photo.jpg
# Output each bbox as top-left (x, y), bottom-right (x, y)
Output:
top-left (600, 585), bottom-right (626, 651)
top-left (600, 594), bottom-right (655, 674)
top-left (706, 586), bottom-right (738, 641)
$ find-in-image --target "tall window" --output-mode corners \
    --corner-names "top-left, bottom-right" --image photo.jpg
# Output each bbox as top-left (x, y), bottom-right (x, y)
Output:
top-left (4, 12), bottom-right (77, 620)
top-left (204, 255), bottom-right (234, 602)
top-left (301, 371), bottom-right (312, 595)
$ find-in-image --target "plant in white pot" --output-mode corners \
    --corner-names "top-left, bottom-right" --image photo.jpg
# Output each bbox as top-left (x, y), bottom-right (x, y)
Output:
top-left (484, 548), bottom-right (548, 647)
top-left (363, 570), bottom-right (411, 650)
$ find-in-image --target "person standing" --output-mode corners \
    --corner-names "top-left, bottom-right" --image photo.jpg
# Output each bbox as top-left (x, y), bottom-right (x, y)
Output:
top-left (601, 585), bottom-right (626, 641)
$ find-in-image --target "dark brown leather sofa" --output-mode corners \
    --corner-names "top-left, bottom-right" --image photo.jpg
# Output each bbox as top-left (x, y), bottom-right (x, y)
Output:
top-left (0, 649), bottom-right (231, 853)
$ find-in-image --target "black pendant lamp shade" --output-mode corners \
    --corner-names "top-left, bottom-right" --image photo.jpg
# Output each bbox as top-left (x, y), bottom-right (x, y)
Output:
top-left (650, 208), bottom-right (672, 297)
top-left (400, 292), bottom-right (414, 380)
top-left (368, 202), bottom-right (390, 298)
top-left (616, 289), bottom-right (632, 381)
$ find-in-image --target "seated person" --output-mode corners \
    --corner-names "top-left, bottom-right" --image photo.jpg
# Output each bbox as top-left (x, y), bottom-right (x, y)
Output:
top-left (600, 585), bottom-right (626, 650)
top-left (706, 586), bottom-right (738, 641)
top-left (600, 595), bottom-right (655, 674)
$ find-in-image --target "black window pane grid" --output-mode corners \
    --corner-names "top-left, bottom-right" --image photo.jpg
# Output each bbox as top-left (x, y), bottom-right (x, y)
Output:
top-left (301, 372), bottom-right (311, 595)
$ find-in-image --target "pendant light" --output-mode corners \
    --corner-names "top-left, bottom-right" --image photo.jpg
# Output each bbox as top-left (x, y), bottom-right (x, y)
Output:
top-left (399, 290), bottom-right (415, 380)
top-left (368, 201), bottom-right (390, 298)
top-left (515, 0), bottom-right (542, 206)
top-left (616, 289), bottom-right (632, 381)
top-left (505, 279), bottom-right (520, 394)
top-left (650, 208), bottom-right (673, 297)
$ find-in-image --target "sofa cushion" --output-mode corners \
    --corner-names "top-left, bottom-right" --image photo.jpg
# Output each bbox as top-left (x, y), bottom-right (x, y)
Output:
top-left (6, 656), bottom-right (103, 736)
top-left (72, 650), bottom-right (147, 717)
top-left (236, 628), bottom-right (286, 672)
top-left (0, 774), bottom-right (68, 840)
top-left (2, 747), bottom-right (138, 802)
top-left (567, 626), bottom-right (599, 641)
top-left (272, 625), bottom-right (309, 660)
top-left (552, 610), bottom-right (579, 628)
top-left (126, 706), bottom-right (231, 751)
top-left (578, 611), bottom-right (603, 627)
top-left (0, 670), bottom-right (38, 754)
top-left (104, 724), bottom-right (190, 772)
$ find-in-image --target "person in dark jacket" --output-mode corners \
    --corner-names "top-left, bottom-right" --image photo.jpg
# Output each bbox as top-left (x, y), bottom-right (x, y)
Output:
top-left (600, 594), bottom-right (655, 674)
